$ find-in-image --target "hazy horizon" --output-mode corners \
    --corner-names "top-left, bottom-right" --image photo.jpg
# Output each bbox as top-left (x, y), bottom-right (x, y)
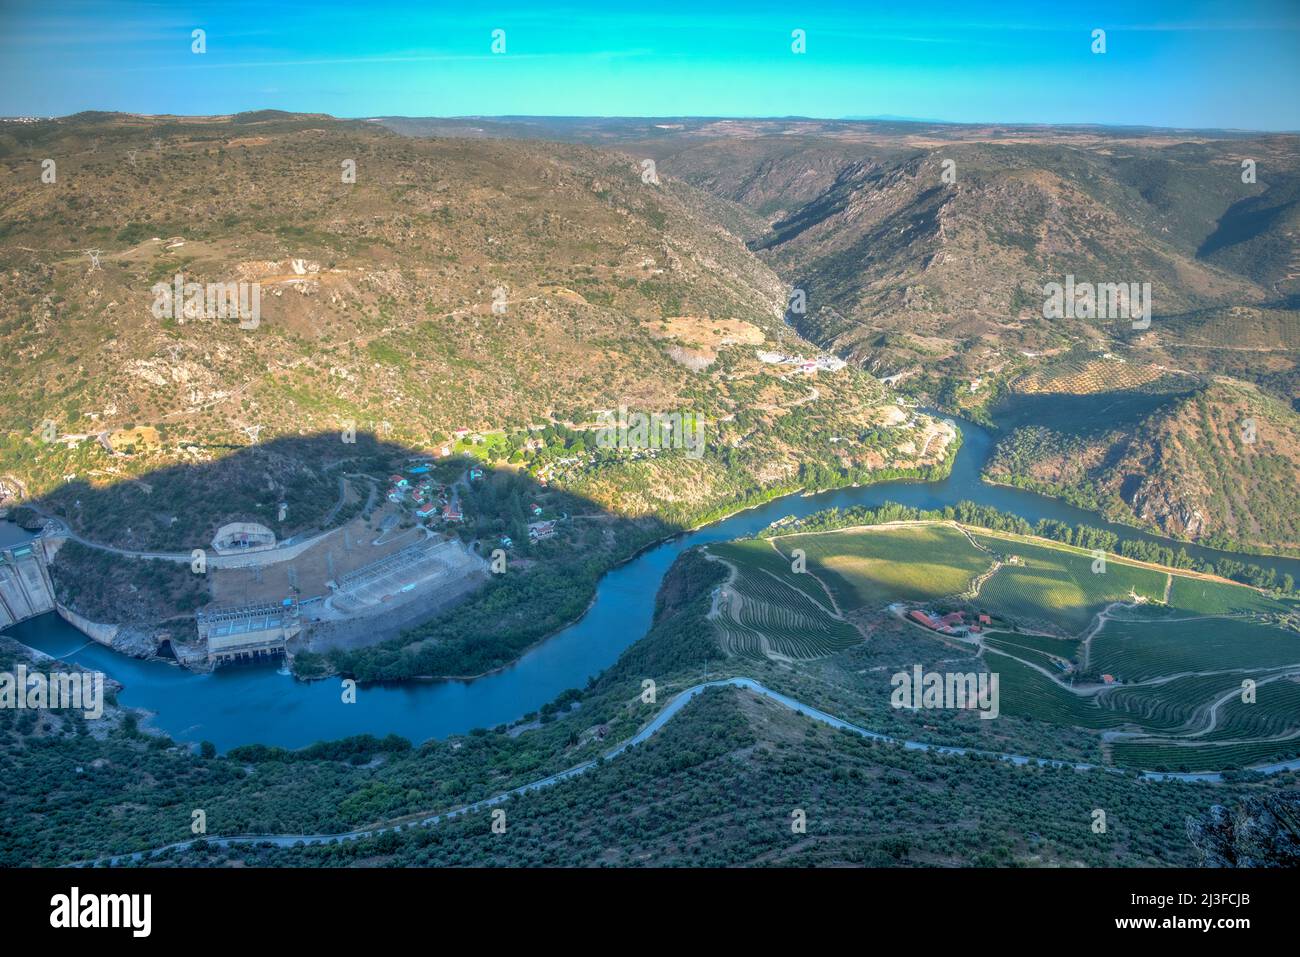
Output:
top-left (8, 110), bottom-right (1296, 136)
top-left (4, 0), bottom-right (1300, 131)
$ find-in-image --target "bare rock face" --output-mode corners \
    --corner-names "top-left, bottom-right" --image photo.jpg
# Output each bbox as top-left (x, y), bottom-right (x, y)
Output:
top-left (1127, 477), bottom-right (1206, 539)
top-left (1186, 791), bottom-right (1300, 867)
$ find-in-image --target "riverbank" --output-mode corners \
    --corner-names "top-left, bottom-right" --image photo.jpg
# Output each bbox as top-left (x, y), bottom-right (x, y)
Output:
top-left (9, 410), bottom-right (1298, 753)
top-left (305, 429), bottom-right (963, 683)
top-left (980, 474), bottom-right (1300, 562)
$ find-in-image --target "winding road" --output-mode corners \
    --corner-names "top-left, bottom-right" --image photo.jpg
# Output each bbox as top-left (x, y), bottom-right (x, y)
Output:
top-left (77, 676), bottom-right (1300, 868)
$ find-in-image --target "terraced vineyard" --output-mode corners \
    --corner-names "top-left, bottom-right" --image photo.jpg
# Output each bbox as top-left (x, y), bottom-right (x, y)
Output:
top-left (707, 539), bottom-right (837, 608)
top-left (1102, 675), bottom-right (1244, 734)
top-left (706, 542), bottom-right (860, 661)
top-left (1201, 680), bottom-right (1300, 742)
top-left (709, 519), bottom-right (1300, 770)
top-left (1090, 617), bottom-right (1300, 681)
top-left (991, 614), bottom-right (1300, 769)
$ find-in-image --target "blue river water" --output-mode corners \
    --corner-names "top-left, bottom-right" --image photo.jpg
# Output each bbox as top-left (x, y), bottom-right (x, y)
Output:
top-left (6, 414), bottom-right (1298, 751)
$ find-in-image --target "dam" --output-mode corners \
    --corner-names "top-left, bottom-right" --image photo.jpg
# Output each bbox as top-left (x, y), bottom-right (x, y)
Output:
top-left (0, 523), bottom-right (56, 629)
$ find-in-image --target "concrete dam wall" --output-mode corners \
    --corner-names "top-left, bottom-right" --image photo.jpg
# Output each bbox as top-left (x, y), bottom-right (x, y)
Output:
top-left (0, 528), bottom-right (56, 629)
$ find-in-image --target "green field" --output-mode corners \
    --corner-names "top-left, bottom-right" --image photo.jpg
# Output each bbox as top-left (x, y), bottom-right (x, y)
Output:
top-left (971, 534), bottom-right (1168, 634)
top-left (773, 524), bottom-right (991, 611)
top-left (1165, 575), bottom-right (1291, 616)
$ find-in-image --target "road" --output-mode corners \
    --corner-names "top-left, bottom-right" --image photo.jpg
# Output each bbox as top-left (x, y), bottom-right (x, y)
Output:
top-left (75, 677), bottom-right (1300, 867)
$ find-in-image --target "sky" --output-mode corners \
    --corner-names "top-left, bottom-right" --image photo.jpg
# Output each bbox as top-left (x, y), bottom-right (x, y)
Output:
top-left (2, 0), bottom-right (1298, 129)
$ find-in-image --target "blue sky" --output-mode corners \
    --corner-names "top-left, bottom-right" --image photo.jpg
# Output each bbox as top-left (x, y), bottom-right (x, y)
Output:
top-left (2, 0), bottom-right (1298, 129)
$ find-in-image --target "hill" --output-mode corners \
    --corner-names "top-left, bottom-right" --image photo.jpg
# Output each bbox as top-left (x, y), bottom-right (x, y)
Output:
top-left (0, 111), bottom-right (949, 548)
top-left (986, 373), bottom-right (1300, 554)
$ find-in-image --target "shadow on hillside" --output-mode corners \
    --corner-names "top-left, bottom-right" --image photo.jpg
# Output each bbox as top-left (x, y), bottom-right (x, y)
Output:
top-left (4, 430), bottom-right (687, 682)
top-left (988, 387), bottom-right (1197, 436)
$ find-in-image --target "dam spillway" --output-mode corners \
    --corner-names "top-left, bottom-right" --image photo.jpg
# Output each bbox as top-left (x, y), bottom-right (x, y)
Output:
top-left (0, 524), bottom-right (56, 629)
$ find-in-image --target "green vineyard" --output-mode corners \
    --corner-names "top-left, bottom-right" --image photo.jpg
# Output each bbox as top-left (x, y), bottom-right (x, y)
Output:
top-left (1090, 617), bottom-right (1300, 681)
top-left (707, 541), bottom-right (861, 661)
top-left (971, 534), bottom-right (1167, 634)
top-left (774, 524), bottom-right (991, 611)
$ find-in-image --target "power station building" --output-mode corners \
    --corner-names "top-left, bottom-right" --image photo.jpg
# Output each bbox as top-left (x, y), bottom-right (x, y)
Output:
top-left (197, 598), bottom-right (301, 666)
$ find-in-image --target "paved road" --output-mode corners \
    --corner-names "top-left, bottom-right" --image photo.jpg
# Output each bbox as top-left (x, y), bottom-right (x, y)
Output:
top-left (75, 677), bottom-right (1300, 867)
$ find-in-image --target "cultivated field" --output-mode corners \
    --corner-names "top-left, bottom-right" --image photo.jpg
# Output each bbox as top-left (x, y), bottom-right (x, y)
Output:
top-left (706, 541), bottom-right (860, 661)
top-left (1090, 617), bottom-right (1300, 681)
top-left (714, 519), bottom-right (1300, 771)
top-left (770, 524), bottom-right (991, 611)
top-left (970, 533), bottom-right (1168, 634)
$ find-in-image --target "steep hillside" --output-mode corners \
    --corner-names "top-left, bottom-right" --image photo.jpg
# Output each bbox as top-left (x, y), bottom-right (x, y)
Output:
top-left (986, 374), bottom-right (1300, 554)
top-left (404, 116), bottom-right (1299, 403)
top-left (752, 142), bottom-right (1272, 370)
top-left (0, 112), bottom-right (947, 547)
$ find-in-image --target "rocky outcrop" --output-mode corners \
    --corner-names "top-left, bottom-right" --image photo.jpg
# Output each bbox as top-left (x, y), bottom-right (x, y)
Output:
top-left (1187, 791), bottom-right (1300, 867)
top-left (55, 603), bottom-right (207, 669)
top-left (1126, 477), bottom-right (1207, 539)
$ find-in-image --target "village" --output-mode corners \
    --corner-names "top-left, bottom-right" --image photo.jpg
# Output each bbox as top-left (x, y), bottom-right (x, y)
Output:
top-left (382, 461), bottom-right (559, 550)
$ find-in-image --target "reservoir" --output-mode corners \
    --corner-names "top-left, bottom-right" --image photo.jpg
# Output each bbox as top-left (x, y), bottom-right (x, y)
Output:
top-left (7, 414), bottom-right (1299, 751)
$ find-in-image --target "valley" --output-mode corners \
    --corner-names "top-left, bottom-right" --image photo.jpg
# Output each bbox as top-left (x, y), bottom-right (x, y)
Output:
top-left (392, 116), bottom-right (1300, 553)
top-left (2, 110), bottom-right (1298, 873)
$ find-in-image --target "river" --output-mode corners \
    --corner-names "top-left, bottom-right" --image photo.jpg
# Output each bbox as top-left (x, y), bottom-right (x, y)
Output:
top-left (7, 414), bottom-right (1299, 751)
